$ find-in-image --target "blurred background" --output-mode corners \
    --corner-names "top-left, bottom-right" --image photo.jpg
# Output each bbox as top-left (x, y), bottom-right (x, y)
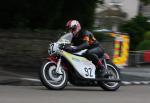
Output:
top-left (0, 0), bottom-right (150, 76)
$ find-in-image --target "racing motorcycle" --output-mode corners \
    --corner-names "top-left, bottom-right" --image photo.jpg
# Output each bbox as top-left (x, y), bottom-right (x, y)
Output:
top-left (39, 33), bottom-right (121, 91)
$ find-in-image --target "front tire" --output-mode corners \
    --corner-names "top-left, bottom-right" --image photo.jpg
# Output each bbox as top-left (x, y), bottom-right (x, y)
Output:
top-left (39, 61), bottom-right (68, 90)
top-left (99, 61), bottom-right (121, 91)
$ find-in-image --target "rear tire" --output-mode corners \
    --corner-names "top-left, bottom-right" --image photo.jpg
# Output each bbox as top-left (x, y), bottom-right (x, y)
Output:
top-left (39, 61), bottom-right (68, 90)
top-left (99, 61), bottom-right (121, 91)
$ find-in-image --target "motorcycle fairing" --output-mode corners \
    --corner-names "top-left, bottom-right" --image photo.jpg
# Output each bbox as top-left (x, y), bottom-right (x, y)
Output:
top-left (60, 50), bottom-right (96, 79)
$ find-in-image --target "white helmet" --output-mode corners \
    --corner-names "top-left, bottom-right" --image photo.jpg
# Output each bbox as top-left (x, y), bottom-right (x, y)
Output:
top-left (65, 20), bottom-right (81, 35)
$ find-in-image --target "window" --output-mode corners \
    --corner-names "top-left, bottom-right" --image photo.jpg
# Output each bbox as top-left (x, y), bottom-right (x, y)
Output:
top-left (111, 0), bottom-right (120, 3)
top-left (110, 0), bottom-right (122, 6)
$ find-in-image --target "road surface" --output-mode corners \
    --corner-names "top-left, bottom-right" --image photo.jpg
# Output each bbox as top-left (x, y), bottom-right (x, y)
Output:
top-left (0, 85), bottom-right (150, 103)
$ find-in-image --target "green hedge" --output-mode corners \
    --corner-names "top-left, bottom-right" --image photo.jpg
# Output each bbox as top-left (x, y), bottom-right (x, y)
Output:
top-left (144, 31), bottom-right (150, 40)
top-left (137, 40), bottom-right (150, 50)
top-left (120, 14), bottom-right (150, 50)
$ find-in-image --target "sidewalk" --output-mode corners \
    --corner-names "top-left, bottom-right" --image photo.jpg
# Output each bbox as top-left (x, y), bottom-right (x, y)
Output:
top-left (0, 70), bottom-right (41, 86)
top-left (121, 67), bottom-right (150, 80)
top-left (0, 70), bottom-right (21, 85)
top-left (120, 67), bottom-right (150, 85)
top-left (0, 66), bottom-right (150, 86)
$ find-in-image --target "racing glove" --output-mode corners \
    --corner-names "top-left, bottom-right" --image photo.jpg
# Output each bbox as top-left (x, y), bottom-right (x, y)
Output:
top-left (74, 42), bottom-right (89, 52)
top-left (64, 46), bottom-right (77, 53)
top-left (64, 42), bottom-right (89, 53)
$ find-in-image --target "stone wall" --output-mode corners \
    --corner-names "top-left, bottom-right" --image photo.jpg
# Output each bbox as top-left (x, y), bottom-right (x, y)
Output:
top-left (0, 30), bottom-right (60, 74)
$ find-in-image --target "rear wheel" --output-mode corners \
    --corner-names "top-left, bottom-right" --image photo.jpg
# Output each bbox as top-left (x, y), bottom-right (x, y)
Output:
top-left (39, 61), bottom-right (68, 90)
top-left (99, 61), bottom-right (121, 91)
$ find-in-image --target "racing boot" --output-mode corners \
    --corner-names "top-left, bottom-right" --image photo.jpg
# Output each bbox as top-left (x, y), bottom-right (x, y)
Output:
top-left (96, 66), bottom-right (109, 78)
top-left (96, 60), bottom-right (110, 78)
top-left (100, 68), bottom-right (110, 78)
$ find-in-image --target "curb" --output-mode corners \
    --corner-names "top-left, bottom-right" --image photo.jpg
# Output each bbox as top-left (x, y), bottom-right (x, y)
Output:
top-left (121, 81), bottom-right (150, 85)
top-left (20, 78), bottom-right (150, 86)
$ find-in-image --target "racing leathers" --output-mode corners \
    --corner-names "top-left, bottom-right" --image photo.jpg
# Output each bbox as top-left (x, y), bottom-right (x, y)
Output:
top-left (65, 30), bottom-right (107, 77)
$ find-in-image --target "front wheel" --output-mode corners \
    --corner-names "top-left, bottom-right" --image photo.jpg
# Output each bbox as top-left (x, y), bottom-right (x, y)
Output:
top-left (99, 61), bottom-right (121, 91)
top-left (39, 61), bottom-right (68, 90)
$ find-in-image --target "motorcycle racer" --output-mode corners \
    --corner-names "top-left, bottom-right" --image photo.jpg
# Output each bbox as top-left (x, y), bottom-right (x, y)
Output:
top-left (64, 19), bottom-right (109, 78)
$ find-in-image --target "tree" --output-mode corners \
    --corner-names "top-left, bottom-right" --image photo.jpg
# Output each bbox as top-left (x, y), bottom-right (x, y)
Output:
top-left (140, 0), bottom-right (150, 5)
top-left (53, 0), bottom-right (97, 29)
top-left (120, 14), bottom-right (150, 50)
top-left (137, 31), bottom-right (150, 50)
top-left (0, 0), bottom-right (98, 29)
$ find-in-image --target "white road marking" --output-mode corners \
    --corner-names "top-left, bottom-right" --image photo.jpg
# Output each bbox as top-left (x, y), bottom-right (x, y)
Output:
top-left (20, 78), bottom-right (150, 85)
top-left (20, 78), bottom-right (41, 82)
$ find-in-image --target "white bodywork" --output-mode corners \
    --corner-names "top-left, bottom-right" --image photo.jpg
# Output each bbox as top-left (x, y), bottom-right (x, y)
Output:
top-left (48, 33), bottom-right (96, 79)
top-left (61, 51), bottom-right (96, 79)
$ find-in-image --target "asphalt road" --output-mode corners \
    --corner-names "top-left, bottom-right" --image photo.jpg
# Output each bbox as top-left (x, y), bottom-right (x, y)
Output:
top-left (0, 85), bottom-right (150, 103)
top-left (0, 66), bottom-right (150, 86)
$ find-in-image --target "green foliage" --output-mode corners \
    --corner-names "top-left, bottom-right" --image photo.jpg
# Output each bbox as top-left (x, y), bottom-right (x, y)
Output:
top-left (0, 0), bottom-right (98, 29)
top-left (140, 0), bottom-right (150, 5)
top-left (56, 0), bottom-right (97, 29)
top-left (137, 40), bottom-right (150, 50)
top-left (144, 31), bottom-right (150, 40)
top-left (137, 31), bottom-right (150, 50)
top-left (120, 14), bottom-right (150, 50)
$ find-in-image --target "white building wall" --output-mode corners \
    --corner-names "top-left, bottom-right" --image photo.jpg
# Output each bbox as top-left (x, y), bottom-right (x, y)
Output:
top-left (100, 0), bottom-right (140, 20)
top-left (142, 5), bottom-right (150, 17)
top-left (121, 0), bottom-right (140, 19)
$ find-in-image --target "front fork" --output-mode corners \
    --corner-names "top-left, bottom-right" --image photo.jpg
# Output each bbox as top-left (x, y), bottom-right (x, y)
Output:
top-left (103, 59), bottom-right (108, 70)
top-left (56, 58), bottom-right (63, 74)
